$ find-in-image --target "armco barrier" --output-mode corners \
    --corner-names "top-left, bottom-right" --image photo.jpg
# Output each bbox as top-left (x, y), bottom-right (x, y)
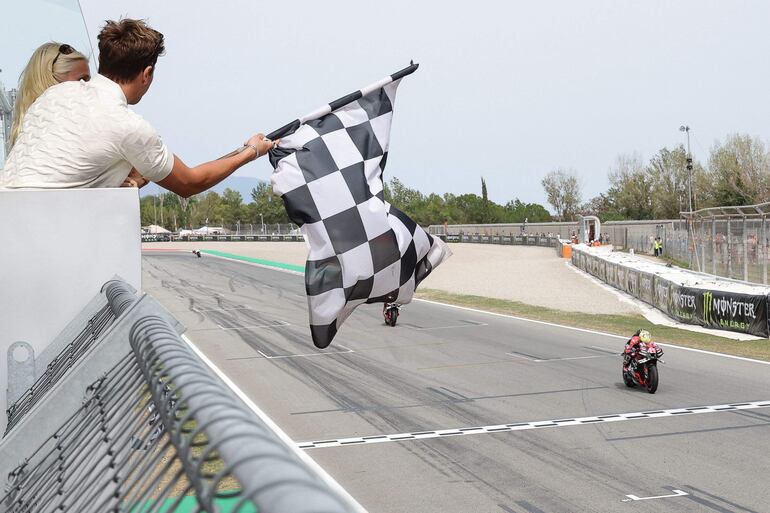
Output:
top-left (0, 280), bottom-right (362, 513)
top-left (572, 247), bottom-right (770, 337)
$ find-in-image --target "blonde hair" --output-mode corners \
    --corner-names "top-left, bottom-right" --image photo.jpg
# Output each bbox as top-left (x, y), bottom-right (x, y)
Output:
top-left (10, 42), bottom-right (88, 147)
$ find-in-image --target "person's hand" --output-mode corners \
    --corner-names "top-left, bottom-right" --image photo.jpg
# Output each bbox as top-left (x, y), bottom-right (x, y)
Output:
top-left (244, 134), bottom-right (279, 160)
top-left (121, 169), bottom-right (149, 188)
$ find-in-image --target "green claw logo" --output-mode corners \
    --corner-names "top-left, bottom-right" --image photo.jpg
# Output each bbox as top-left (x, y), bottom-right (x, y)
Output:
top-left (704, 291), bottom-right (713, 324)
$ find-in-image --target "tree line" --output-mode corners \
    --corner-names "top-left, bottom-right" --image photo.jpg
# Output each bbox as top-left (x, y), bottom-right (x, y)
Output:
top-left (140, 176), bottom-right (552, 230)
top-left (545, 132), bottom-right (770, 221)
top-left (140, 131), bottom-right (769, 229)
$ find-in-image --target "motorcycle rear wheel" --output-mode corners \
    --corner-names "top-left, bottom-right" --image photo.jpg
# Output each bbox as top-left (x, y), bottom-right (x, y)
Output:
top-left (645, 364), bottom-right (659, 394)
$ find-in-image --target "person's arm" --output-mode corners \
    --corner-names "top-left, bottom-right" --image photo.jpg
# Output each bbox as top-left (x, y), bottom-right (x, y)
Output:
top-left (158, 134), bottom-right (275, 198)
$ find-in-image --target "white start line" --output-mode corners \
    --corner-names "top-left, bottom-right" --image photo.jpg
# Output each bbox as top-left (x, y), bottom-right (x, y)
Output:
top-left (296, 400), bottom-right (770, 449)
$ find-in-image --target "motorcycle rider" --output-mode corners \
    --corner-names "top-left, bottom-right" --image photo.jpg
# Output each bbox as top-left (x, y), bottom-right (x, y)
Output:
top-left (623, 329), bottom-right (652, 371)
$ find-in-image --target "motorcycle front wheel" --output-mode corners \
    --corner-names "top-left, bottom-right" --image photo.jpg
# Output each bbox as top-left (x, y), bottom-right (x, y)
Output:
top-left (387, 309), bottom-right (398, 326)
top-left (622, 367), bottom-right (636, 388)
top-left (645, 364), bottom-right (659, 394)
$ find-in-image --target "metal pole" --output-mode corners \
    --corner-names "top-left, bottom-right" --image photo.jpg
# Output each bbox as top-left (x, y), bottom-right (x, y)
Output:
top-left (711, 218), bottom-right (717, 276)
top-left (701, 219), bottom-right (706, 273)
top-left (743, 217), bottom-right (748, 281)
top-left (687, 130), bottom-right (693, 212)
top-left (763, 216), bottom-right (767, 285)
top-left (727, 218), bottom-right (732, 279)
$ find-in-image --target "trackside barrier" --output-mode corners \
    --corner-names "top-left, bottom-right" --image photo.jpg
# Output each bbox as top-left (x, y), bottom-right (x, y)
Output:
top-left (571, 247), bottom-right (770, 338)
top-left (0, 281), bottom-right (362, 513)
top-left (173, 234), bottom-right (305, 242)
top-left (440, 234), bottom-right (560, 248)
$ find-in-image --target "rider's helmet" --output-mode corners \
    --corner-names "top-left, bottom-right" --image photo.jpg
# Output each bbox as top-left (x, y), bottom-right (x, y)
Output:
top-left (638, 329), bottom-right (652, 343)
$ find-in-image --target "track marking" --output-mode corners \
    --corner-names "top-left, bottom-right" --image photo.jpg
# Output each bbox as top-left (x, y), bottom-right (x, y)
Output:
top-left (192, 306), bottom-right (252, 313)
top-left (180, 334), bottom-right (367, 512)
top-left (622, 489), bottom-right (688, 502)
top-left (508, 352), bottom-right (610, 363)
top-left (413, 298), bottom-right (770, 367)
top-left (216, 320), bottom-right (292, 331)
top-left (295, 400), bottom-right (770, 449)
top-left (256, 344), bottom-right (355, 360)
top-left (156, 250), bottom-right (770, 367)
top-left (402, 319), bottom-right (488, 331)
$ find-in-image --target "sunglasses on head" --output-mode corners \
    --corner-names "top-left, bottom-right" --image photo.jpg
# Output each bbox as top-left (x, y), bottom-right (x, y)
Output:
top-left (51, 44), bottom-right (74, 72)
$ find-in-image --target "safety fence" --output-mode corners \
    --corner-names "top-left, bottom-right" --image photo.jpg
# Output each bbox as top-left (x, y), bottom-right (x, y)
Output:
top-left (429, 219), bottom-right (770, 286)
top-left (572, 247), bottom-right (770, 338)
top-left (0, 280), bottom-right (362, 513)
top-left (427, 220), bottom-right (672, 250)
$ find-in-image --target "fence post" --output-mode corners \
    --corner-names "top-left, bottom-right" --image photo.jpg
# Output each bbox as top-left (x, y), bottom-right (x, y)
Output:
top-left (727, 219), bottom-right (732, 278)
top-left (761, 216), bottom-right (767, 285)
top-left (743, 216), bottom-right (749, 282)
top-left (711, 219), bottom-right (717, 275)
top-left (701, 219), bottom-right (707, 273)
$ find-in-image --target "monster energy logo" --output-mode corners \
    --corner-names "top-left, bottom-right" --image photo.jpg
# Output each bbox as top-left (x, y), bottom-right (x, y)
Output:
top-left (704, 292), bottom-right (714, 324)
top-left (704, 291), bottom-right (756, 324)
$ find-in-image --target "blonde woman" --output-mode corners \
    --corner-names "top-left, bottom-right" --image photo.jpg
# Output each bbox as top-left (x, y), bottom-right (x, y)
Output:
top-left (10, 42), bottom-right (90, 148)
top-left (8, 43), bottom-right (147, 188)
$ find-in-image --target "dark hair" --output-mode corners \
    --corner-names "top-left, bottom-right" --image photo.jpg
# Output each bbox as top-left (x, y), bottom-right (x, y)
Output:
top-left (97, 18), bottom-right (165, 83)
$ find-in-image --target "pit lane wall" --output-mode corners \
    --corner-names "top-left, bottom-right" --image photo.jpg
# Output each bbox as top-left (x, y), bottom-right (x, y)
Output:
top-left (571, 245), bottom-right (770, 337)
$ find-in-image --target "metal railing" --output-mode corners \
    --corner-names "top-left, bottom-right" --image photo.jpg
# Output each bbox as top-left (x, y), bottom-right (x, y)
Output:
top-left (0, 283), bottom-right (362, 513)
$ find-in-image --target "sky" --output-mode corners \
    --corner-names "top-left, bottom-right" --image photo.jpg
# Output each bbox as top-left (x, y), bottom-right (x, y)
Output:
top-left (4, 0), bottom-right (770, 207)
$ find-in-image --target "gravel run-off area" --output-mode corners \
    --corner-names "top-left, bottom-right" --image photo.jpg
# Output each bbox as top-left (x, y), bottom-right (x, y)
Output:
top-left (143, 241), bottom-right (638, 316)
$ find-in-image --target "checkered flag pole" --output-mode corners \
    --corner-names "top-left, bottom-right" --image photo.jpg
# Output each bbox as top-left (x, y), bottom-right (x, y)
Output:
top-left (267, 63), bottom-right (452, 348)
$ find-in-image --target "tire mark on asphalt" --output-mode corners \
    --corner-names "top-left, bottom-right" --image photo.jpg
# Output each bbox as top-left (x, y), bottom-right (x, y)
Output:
top-left (680, 485), bottom-right (761, 513)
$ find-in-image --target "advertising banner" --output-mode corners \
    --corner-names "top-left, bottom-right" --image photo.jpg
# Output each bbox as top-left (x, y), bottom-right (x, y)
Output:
top-left (667, 284), bottom-right (698, 323)
top-left (626, 269), bottom-right (639, 298)
top-left (700, 289), bottom-right (769, 337)
top-left (653, 276), bottom-right (670, 312)
top-left (638, 272), bottom-right (654, 305)
top-left (616, 266), bottom-right (627, 294)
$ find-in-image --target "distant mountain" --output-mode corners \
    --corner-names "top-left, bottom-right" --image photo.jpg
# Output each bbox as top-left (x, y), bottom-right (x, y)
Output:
top-left (140, 176), bottom-right (264, 202)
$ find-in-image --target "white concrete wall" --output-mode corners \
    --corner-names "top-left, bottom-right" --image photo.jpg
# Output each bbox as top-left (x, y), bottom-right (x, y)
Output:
top-left (0, 188), bottom-right (141, 430)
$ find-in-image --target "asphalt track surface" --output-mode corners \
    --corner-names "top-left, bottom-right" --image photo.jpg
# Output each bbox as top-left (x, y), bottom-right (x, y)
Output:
top-left (143, 251), bottom-right (770, 513)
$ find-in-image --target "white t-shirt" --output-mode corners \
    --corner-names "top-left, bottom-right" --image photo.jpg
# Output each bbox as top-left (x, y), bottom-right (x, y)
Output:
top-left (0, 74), bottom-right (173, 189)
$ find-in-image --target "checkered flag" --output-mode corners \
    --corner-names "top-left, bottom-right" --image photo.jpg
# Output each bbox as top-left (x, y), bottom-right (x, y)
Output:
top-left (267, 64), bottom-right (451, 348)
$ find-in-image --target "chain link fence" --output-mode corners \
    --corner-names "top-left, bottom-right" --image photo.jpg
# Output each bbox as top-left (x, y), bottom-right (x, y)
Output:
top-left (430, 217), bottom-right (770, 285)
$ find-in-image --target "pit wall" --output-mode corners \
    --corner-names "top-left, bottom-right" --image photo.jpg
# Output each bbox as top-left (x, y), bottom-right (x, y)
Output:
top-left (571, 246), bottom-right (770, 338)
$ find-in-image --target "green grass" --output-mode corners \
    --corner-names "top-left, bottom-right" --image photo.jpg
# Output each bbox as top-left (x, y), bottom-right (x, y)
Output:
top-left (416, 288), bottom-right (770, 361)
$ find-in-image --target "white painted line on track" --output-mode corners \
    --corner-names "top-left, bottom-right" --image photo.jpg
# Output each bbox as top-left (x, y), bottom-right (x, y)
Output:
top-left (192, 306), bottom-right (252, 313)
top-left (622, 489), bottom-right (689, 502)
top-left (180, 333), bottom-right (367, 513)
top-left (259, 344), bottom-right (355, 360)
top-left (296, 400), bottom-right (770, 450)
top-left (507, 352), bottom-right (610, 363)
top-left (414, 298), bottom-right (770, 367)
top-left (403, 321), bottom-right (488, 331)
top-left (177, 250), bottom-right (770, 367)
top-left (216, 320), bottom-right (292, 331)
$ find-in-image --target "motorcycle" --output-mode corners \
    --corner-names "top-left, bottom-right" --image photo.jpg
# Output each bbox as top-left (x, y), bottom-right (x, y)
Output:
top-left (383, 303), bottom-right (401, 327)
top-left (623, 340), bottom-right (664, 394)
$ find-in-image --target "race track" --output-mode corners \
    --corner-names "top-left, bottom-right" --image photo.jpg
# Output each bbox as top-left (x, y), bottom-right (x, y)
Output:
top-left (143, 251), bottom-right (770, 513)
